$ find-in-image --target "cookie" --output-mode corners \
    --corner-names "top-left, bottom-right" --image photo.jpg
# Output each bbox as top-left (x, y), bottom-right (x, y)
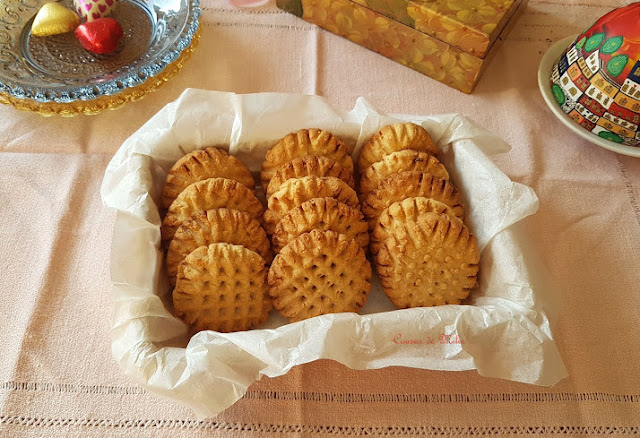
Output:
top-left (173, 243), bottom-right (271, 333)
top-left (370, 197), bottom-right (456, 255)
top-left (161, 178), bottom-right (263, 245)
top-left (264, 176), bottom-right (359, 234)
top-left (375, 212), bottom-right (479, 308)
top-left (260, 129), bottom-right (354, 188)
top-left (272, 197), bottom-right (369, 253)
top-left (166, 208), bottom-right (271, 286)
top-left (268, 229), bottom-right (371, 322)
top-left (357, 123), bottom-right (439, 173)
top-left (266, 155), bottom-right (355, 198)
top-left (359, 150), bottom-right (449, 197)
top-left (362, 172), bottom-right (464, 228)
top-left (161, 147), bottom-right (255, 209)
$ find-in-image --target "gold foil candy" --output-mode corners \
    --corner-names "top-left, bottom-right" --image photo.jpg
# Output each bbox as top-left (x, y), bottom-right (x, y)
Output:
top-left (31, 3), bottom-right (81, 37)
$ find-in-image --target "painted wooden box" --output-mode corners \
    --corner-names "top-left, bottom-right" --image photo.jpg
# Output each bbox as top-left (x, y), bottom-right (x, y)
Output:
top-left (277, 0), bottom-right (527, 93)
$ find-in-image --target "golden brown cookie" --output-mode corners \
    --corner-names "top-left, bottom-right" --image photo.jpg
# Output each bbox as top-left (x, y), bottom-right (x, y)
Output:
top-left (362, 172), bottom-right (464, 228)
top-left (359, 150), bottom-right (449, 197)
top-left (357, 123), bottom-right (439, 173)
top-left (268, 229), bottom-right (371, 322)
top-left (264, 176), bottom-right (360, 234)
top-left (173, 243), bottom-right (271, 333)
top-left (161, 178), bottom-right (263, 245)
top-left (161, 147), bottom-right (255, 209)
top-left (375, 212), bottom-right (479, 308)
top-left (370, 197), bottom-right (456, 255)
top-left (260, 129), bottom-right (354, 188)
top-left (266, 155), bottom-right (355, 198)
top-left (166, 208), bottom-right (271, 286)
top-left (272, 197), bottom-right (369, 253)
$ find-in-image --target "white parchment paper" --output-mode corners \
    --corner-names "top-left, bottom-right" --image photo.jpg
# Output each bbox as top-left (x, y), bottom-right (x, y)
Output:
top-left (101, 89), bottom-right (568, 418)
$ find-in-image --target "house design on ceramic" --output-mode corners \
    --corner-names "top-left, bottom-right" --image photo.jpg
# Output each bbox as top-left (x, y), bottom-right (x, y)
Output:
top-left (550, 26), bottom-right (640, 147)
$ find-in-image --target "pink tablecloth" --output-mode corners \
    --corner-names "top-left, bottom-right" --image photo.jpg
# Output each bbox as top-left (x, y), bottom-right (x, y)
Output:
top-left (1, 0), bottom-right (639, 436)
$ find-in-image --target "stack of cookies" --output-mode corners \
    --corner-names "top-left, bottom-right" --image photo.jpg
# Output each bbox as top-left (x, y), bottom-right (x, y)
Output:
top-left (359, 123), bottom-right (480, 308)
top-left (156, 125), bottom-right (480, 332)
top-left (261, 129), bottom-right (372, 322)
top-left (160, 147), bottom-right (272, 333)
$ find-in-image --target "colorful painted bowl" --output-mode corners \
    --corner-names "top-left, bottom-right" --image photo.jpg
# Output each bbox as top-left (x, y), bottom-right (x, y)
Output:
top-left (542, 3), bottom-right (640, 156)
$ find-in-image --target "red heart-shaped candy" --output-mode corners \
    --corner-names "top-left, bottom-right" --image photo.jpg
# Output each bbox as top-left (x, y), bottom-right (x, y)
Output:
top-left (75, 18), bottom-right (123, 55)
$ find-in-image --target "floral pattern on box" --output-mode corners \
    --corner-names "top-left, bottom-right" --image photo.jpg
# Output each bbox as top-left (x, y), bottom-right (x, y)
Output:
top-left (297, 0), bottom-right (483, 93)
top-left (346, 0), bottom-right (516, 56)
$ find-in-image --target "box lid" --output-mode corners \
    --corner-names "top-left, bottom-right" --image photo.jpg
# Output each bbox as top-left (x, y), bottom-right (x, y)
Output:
top-left (347, 0), bottom-right (520, 58)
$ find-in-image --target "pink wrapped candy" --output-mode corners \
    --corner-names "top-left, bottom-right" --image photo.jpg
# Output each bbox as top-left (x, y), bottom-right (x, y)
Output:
top-left (74, 0), bottom-right (119, 22)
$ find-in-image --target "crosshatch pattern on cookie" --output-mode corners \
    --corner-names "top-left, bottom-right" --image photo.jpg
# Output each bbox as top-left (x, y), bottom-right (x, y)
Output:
top-left (162, 147), bottom-right (255, 209)
top-left (272, 197), bottom-right (369, 253)
top-left (357, 123), bottom-right (439, 173)
top-left (268, 230), bottom-right (372, 322)
top-left (267, 155), bottom-right (355, 198)
top-left (263, 176), bottom-right (360, 234)
top-left (362, 172), bottom-right (464, 228)
top-left (161, 177), bottom-right (263, 244)
top-left (375, 212), bottom-right (479, 309)
top-left (261, 129), bottom-right (354, 187)
top-left (166, 208), bottom-right (271, 285)
top-left (370, 197), bottom-right (455, 255)
top-left (359, 150), bottom-right (449, 197)
top-left (173, 243), bottom-right (271, 333)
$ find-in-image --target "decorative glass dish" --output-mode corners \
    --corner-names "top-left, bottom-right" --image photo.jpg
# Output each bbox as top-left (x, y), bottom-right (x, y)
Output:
top-left (0, 0), bottom-right (200, 116)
